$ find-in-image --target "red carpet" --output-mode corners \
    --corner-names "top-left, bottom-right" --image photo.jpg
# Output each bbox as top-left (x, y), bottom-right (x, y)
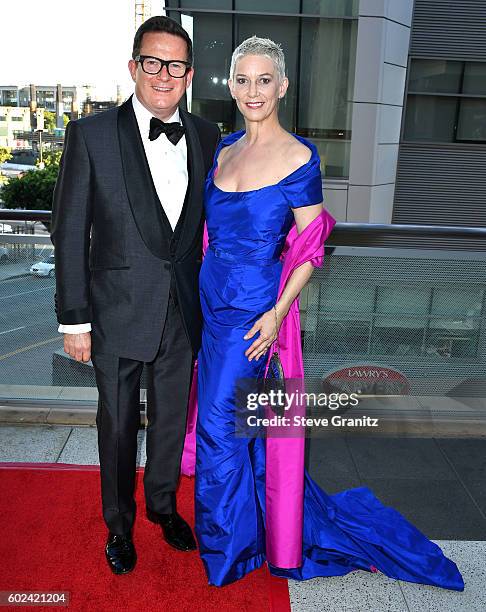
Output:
top-left (0, 463), bottom-right (290, 612)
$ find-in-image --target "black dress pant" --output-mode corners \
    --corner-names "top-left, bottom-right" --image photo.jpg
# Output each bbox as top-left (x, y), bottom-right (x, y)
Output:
top-left (91, 293), bottom-right (193, 535)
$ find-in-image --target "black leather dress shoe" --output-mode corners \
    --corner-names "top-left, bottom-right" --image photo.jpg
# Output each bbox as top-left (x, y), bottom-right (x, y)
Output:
top-left (105, 532), bottom-right (137, 574)
top-left (146, 509), bottom-right (197, 551)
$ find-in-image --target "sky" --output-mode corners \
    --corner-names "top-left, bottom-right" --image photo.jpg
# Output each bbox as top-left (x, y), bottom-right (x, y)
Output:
top-left (0, 0), bottom-right (163, 99)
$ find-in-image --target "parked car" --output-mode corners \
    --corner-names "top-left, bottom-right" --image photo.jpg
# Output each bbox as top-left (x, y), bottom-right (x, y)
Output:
top-left (30, 254), bottom-right (55, 277)
top-left (0, 246), bottom-right (9, 263)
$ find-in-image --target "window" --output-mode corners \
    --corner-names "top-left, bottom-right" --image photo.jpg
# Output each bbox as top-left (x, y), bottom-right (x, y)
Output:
top-left (179, 0), bottom-right (358, 15)
top-left (303, 283), bottom-right (374, 354)
top-left (302, 281), bottom-right (484, 360)
top-left (166, 1), bottom-right (358, 177)
top-left (298, 17), bottom-right (356, 176)
top-left (1, 89), bottom-right (18, 105)
top-left (371, 287), bottom-right (429, 357)
top-left (425, 287), bottom-right (483, 359)
top-left (404, 59), bottom-right (486, 144)
top-left (302, 0), bottom-right (358, 17)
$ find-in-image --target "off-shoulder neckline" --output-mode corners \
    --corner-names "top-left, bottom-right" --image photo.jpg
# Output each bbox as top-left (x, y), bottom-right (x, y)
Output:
top-left (211, 130), bottom-right (318, 195)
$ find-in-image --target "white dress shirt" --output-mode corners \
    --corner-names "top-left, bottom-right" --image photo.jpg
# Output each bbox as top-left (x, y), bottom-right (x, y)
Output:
top-left (59, 93), bottom-right (188, 334)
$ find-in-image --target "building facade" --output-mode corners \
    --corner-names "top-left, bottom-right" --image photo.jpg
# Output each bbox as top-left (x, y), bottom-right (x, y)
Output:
top-left (160, 0), bottom-right (485, 229)
top-left (0, 85), bottom-right (78, 114)
top-left (154, 1), bottom-right (486, 392)
top-left (160, 0), bottom-right (413, 223)
top-left (0, 106), bottom-right (44, 149)
top-left (393, 0), bottom-right (486, 227)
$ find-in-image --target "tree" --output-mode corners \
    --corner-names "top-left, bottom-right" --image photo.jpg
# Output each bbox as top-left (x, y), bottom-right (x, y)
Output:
top-left (1, 152), bottom-right (61, 230)
top-left (1, 165), bottom-right (58, 210)
top-left (43, 110), bottom-right (56, 131)
top-left (0, 147), bottom-right (12, 165)
top-left (42, 111), bottom-right (69, 131)
top-left (37, 150), bottom-right (62, 168)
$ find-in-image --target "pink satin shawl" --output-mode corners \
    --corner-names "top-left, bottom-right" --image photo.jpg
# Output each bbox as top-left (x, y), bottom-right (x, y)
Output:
top-left (181, 208), bottom-right (337, 568)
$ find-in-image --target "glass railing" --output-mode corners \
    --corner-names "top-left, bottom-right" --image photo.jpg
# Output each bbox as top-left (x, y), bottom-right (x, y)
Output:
top-left (0, 212), bottom-right (83, 405)
top-left (1, 209), bottom-right (485, 434)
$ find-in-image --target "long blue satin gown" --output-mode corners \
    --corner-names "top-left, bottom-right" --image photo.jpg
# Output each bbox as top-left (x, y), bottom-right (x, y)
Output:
top-left (194, 130), bottom-right (464, 591)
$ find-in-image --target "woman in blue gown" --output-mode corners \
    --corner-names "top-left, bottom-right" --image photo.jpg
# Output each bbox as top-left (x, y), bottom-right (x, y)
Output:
top-left (194, 35), bottom-right (464, 592)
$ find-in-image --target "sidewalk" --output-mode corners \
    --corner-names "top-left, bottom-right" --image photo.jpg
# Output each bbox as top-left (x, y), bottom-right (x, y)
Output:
top-left (0, 423), bottom-right (484, 611)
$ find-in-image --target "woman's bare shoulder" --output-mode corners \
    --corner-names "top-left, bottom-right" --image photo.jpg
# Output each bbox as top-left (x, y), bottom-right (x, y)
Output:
top-left (279, 133), bottom-right (312, 171)
top-left (216, 142), bottom-right (237, 167)
top-left (290, 137), bottom-right (312, 164)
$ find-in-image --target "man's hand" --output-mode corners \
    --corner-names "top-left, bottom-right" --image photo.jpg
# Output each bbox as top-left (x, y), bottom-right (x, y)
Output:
top-left (63, 332), bottom-right (91, 363)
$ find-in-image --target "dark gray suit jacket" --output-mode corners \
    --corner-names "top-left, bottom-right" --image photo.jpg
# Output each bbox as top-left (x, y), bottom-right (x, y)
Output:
top-left (51, 96), bottom-right (220, 361)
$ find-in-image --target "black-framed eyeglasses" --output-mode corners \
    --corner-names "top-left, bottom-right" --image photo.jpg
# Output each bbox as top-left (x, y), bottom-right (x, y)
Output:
top-left (135, 55), bottom-right (192, 78)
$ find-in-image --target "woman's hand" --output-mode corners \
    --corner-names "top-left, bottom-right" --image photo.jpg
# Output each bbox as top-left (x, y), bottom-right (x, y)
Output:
top-left (244, 306), bottom-right (284, 361)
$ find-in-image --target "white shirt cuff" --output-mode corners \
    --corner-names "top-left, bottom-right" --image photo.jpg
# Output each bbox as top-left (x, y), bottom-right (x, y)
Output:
top-left (58, 323), bottom-right (92, 334)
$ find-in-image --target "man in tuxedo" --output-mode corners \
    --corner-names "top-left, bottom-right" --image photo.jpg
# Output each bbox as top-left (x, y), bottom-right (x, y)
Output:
top-left (51, 16), bottom-right (220, 574)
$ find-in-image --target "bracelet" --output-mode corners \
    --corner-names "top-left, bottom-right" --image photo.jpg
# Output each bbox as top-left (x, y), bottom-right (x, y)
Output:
top-left (273, 305), bottom-right (280, 351)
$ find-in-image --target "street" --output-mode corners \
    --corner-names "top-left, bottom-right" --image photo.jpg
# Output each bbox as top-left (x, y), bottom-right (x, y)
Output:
top-left (0, 274), bottom-right (64, 385)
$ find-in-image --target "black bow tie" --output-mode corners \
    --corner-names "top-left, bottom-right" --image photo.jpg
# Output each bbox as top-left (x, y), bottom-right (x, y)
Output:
top-left (149, 117), bottom-right (185, 145)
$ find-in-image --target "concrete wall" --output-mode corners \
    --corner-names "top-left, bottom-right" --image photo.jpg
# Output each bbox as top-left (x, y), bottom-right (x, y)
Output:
top-left (343, 0), bottom-right (414, 223)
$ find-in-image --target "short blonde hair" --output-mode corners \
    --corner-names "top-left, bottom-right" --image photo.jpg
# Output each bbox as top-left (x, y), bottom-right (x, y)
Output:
top-left (229, 35), bottom-right (286, 81)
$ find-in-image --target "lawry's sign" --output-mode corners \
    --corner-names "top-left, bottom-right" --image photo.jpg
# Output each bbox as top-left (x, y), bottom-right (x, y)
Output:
top-left (323, 364), bottom-right (411, 396)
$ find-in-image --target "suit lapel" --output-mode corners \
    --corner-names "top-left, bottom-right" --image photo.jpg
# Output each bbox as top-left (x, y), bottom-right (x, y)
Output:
top-left (117, 96), bottom-right (172, 260)
top-left (175, 109), bottom-right (205, 259)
